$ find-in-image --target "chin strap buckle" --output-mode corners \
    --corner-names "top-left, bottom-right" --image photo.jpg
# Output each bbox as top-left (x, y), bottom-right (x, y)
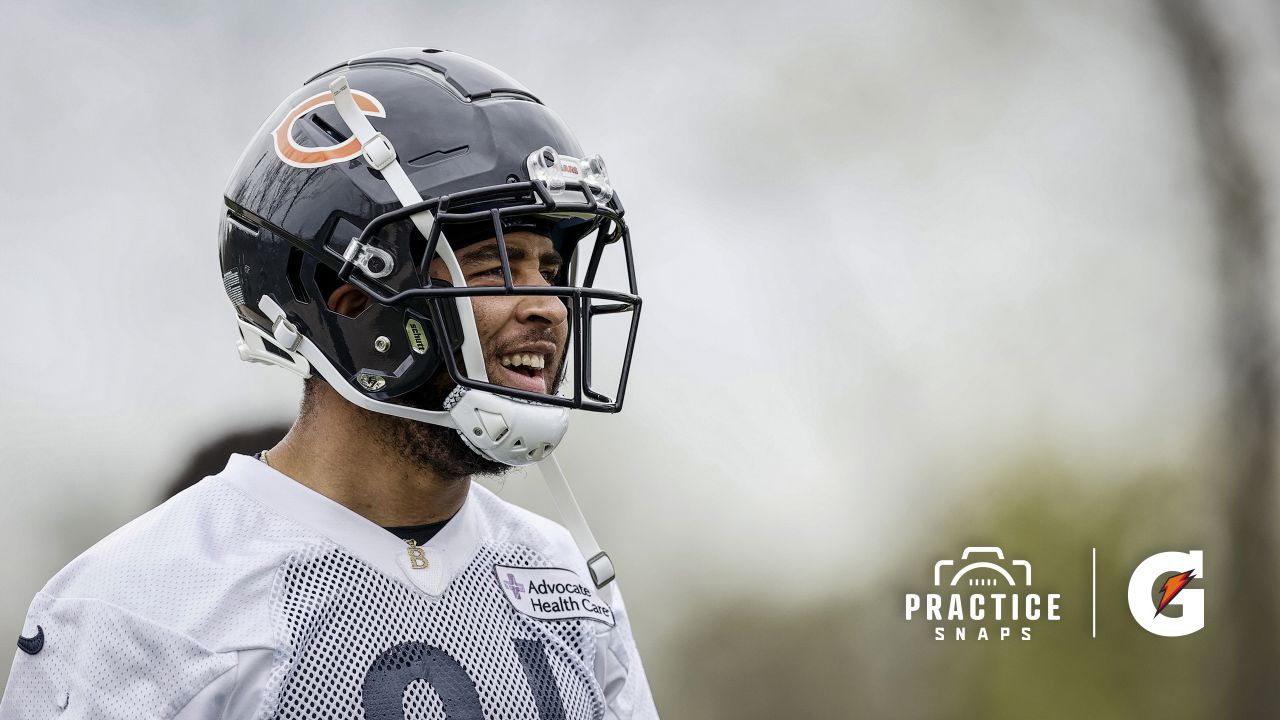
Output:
top-left (538, 455), bottom-right (618, 596)
top-left (587, 551), bottom-right (616, 589)
top-left (271, 314), bottom-right (304, 352)
top-left (361, 132), bottom-right (397, 171)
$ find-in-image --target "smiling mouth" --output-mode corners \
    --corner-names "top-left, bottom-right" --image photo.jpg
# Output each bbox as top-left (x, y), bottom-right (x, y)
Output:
top-left (495, 352), bottom-right (551, 394)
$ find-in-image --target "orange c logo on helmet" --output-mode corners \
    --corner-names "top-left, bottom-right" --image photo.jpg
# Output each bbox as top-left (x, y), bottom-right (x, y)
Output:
top-left (272, 89), bottom-right (386, 168)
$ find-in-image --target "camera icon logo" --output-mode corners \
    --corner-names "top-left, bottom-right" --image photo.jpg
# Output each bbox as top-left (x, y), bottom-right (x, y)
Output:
top-left (933, 547), bottom-right (1033, 587)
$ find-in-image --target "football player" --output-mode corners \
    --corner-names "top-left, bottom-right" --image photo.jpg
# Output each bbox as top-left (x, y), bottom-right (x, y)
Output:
top-left (1, 48), bottom-right (656, 719)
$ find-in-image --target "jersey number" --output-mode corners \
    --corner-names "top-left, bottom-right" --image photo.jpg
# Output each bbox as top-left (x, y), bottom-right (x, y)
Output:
top-left (361, 639), bottom-right (567, 720)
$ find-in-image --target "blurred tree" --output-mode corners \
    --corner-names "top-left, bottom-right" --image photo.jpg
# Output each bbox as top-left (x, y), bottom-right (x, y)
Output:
top-left (1156, 1), bottom-right (1280, 716)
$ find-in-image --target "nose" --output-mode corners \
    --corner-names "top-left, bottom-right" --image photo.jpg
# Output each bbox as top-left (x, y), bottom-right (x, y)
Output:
top-left (515, 292), bottom-right (568, 327)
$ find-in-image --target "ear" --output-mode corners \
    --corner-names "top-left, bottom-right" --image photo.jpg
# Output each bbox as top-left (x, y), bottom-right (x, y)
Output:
top-left (326, 283), bottom-right (372, 318)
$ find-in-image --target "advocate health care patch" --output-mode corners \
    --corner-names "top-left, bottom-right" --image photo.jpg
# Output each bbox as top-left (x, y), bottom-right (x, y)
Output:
top-left (495, 565), bottom-right (615, 627)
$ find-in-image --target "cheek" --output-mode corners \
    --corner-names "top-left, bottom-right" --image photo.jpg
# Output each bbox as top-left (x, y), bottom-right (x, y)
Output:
top-left (467, 297), bottom-right (511, 344)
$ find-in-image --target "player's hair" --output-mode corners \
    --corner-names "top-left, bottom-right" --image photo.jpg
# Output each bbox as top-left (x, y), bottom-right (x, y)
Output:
top-left (299, 375), bottom-right (324, 422)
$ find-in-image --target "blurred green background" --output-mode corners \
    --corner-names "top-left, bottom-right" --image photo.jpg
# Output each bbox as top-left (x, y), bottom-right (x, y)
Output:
top-left (3, 0), bottom-right (1278, 716)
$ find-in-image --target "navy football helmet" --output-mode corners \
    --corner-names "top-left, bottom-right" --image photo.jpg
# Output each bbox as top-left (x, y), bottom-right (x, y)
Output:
top-left (219, 48), bottom-right (641, 467)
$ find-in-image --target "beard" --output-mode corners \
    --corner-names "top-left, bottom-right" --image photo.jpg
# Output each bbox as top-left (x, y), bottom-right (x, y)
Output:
top-left (381, 343), bottom-right (567, 480)
top-left (302, 339), bottom-right (567, 483)
top-left (369, 369), bottom-right (512, 482)
top-left (375, 413), bottom-right (510, 481)
top-left (301, 371), bottom-right (510, 482)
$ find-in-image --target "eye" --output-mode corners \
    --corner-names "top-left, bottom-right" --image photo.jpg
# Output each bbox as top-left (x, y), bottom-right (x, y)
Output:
top-left (541, 267), bottom-right (561, 283)
top-left (467, 266), bottom-right (506, 283)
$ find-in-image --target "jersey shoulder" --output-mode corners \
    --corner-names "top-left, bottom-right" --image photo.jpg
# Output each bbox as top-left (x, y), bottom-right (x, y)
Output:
top-left (39, 456), bottom-right (326, 650)
top-left (2, 457), bottom-right (323, 718)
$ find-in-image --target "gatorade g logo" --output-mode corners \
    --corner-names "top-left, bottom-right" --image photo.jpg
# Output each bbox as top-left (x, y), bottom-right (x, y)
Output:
top-left (272, 89), bottom-right (386, 168)
top-left (1127, 550), bottom-right (1205, 637)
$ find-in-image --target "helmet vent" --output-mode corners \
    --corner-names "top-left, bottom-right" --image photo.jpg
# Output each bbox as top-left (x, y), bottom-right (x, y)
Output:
top-left (310, 114), bottom-right (350, 143)
top-left (474, 90), bottom-right (537, 103)
top-left (314, 261), bottom-right (342, 310)
top-left (313, 262), bottom-right (369, 318)
top-left (226, 208), bottom-right (260, 235)
top-left (407, 145), bottom-right (469, 168)
top-left (286, 247), bottom-right (310, 304)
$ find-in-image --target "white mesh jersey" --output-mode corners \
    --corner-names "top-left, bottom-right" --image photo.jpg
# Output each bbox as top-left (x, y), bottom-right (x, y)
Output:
top-left (0, 454), bottom-right (657, 719)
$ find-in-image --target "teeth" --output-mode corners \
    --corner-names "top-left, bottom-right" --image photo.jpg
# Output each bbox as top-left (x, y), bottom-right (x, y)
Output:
top-left (500, 353), bottom-right (545, 370)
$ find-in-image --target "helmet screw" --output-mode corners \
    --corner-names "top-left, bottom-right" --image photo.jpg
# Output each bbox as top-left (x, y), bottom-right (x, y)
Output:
top-left (357, 374), bottom-right (386, 392)
top-left (374, 336), bottom-right (391, 353)
top-left (541, 148), bottom-right (556, 166)
top-left (473, 427), bottom-right (483, 436)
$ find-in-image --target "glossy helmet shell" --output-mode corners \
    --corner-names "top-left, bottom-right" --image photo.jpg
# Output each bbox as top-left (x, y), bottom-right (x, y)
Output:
top-left (219, 48), bottom-right (588, 407)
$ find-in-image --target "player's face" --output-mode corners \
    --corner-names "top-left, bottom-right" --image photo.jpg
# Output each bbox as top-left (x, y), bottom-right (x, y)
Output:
top-left (430, 231), bottom-right (569, 396)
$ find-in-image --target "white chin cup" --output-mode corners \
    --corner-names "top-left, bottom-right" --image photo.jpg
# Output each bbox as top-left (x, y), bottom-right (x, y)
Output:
top-left (446, 387), bottom-right (570, 466)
